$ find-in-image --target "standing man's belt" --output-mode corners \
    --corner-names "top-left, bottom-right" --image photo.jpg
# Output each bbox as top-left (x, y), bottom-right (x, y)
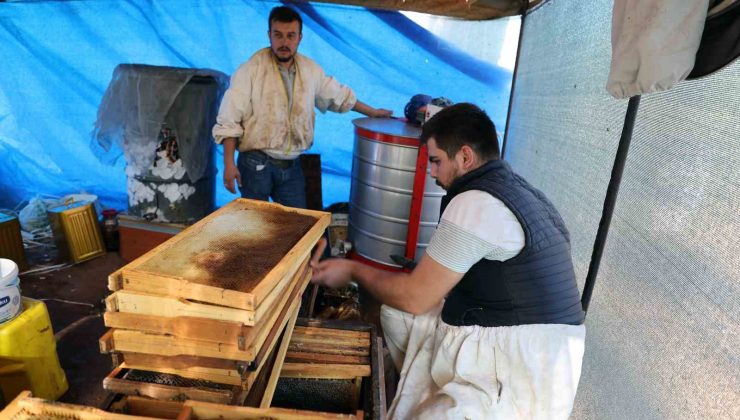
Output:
top-left (255, 150), bottom-right (297, 169)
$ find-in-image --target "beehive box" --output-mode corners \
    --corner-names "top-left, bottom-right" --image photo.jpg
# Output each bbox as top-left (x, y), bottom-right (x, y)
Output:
top-left (101, 282), bottom-right (305, 406)
top-left (100, 321), bottom-right (385, 418)
top-left (102, 306), bottom-right (295, 408)
top-left (108, 199), bottom-right (329, 310)
top-left (100, 199), bottom-right (330, 404)
top-left (118, 215), bottom-right (185, 262)
top-left (273, 318), bottom-right (386, 420)
top-left (102, 259), bottom-right (310, 364)
top-left (101, 264), bottom-right (307, 393)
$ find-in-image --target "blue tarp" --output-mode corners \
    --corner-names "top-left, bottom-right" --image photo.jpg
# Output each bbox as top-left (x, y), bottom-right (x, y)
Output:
top-left (0, 0), bottom-right (512, 211)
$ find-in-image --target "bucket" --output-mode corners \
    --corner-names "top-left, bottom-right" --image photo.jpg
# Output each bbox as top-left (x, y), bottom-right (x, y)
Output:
top-left (0, 259), bottom-right (22, 325)
top-left (0, 298), bottom-right (68, 403)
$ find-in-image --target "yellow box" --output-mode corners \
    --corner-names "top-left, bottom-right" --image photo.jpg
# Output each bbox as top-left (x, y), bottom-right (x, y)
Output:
top-left (47, 201), bottom-right (105, 264)
top-left (0, 298), bottom-right (68, 405)
top-left (0, 213), bottom-right (27, 272)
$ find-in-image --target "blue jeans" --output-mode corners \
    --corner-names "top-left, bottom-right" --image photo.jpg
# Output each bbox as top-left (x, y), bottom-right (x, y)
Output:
top-left (237, 150), bottom-right (307, 208)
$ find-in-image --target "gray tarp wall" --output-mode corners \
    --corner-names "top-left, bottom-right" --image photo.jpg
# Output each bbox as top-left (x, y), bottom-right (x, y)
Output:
top-left (505, 0), bottom-right (739, 419)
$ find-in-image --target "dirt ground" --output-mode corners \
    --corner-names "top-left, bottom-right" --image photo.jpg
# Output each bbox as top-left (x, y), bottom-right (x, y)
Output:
top-left (20, 250), bottom-right (125, 408)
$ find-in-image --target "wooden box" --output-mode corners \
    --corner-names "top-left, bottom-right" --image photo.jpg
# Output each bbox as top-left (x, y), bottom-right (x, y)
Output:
top-left (101, 319), bottom-right (386, 418)
top-left (101, 260), bottom-right (309, 372)
top-left (101, 199), bottom-right (329, 404)
top-left (108, 199), bottom-right (329, 311)
top-left (274, 318), bottom-right (386, 420)
top-left (118, 215), bottom-right (185, 262)
top-left (102, 290), bottom-right (301, 408)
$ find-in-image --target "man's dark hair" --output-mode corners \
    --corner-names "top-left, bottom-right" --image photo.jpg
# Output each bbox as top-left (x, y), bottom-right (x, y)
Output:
top-left (269, 6), bottom-right (302, 33)
top-left (420, 103), bottom-right (500, 161)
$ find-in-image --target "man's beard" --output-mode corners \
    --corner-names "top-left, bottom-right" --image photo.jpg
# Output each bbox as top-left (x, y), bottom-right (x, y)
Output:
top-left (273, 48), bottom-right (294, 62)
top-left (434, 164), bottom-right (461, 190)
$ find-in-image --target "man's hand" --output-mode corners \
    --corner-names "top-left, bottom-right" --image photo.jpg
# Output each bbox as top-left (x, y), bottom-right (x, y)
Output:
top-left (311, 258), bottom-right (355, 289)
top-left (222, 138), bottom-right (242, 194)
top-left (223, 162), bottom-right (242, 194)
top-left (371, 108), bottom-right (393, 118)
top-left (310, 238), bottom-right (355, 289)
top-left (353, 101), bottom-right (393, 119)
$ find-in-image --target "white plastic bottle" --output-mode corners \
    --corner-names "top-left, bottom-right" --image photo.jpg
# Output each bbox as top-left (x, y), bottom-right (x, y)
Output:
top-left (0, 258), bottom-right (22, 324)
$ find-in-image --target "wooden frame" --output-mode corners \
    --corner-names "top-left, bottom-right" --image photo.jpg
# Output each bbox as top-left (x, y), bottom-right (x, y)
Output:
top-left (281, 325), bottom-right (373, 380)
top-left (114, 278), bottom-right (304, 389)
top-left (102, 294), bottom-right (302, 405)
top-left (114, 353), bottom-right (247, 385)
top-left (109, 199), bottom-right (329, 311)
top-left (103, 312), bottom-right (249, 350)
top-left (104, 257), bottom-right (309, 350)
top-left (278, 318), bottom-right (386, 420)
top-left (101, 262), bottom-right (311, 363)
top-left (106, 290), bottom-right (257, 325)
top-left (118, 361), bottom-right (243, 386)
top-left (289, 326), bottom-right (371, 355)
top-left (183, 398), bottom-right (359, 419)
top-left (102, 269), bottom-right (309, 401)
top-left (280, 363), bottom-right (371, 380)
top-left (0, 390), bottom-right (156, 419)
top-left (256, 299), bottom-right (300, 408)
top-left (109, 395), bottom-right (184, 419)
top-left (1, 391), bottom-right (359, 419)
top-left (112, 394), bottom-right (361, 419)
top-left (106, 255), bottom-right (310, 329)
top-left (103, 366), bottom-right (236, 405)
top-left (96, 199), bottom-right (343, 412)
top-left (101, 319), bottom-right (386, 418)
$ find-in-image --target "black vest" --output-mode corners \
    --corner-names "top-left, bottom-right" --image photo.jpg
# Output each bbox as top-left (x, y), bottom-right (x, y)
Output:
top-left (440, 160), bottom-right (585, 327)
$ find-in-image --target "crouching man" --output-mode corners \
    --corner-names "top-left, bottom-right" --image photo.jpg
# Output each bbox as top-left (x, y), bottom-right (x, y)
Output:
top-left (311, 103), bottom-right (586, 419)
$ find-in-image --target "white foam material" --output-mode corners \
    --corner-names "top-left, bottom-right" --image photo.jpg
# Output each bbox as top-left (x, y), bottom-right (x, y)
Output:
top-left (127, 178), bottom-right (156, 206)
top-left (150, 151), bottom-right (187, 180)
top-left (157, 183), bottom-right (196, 204)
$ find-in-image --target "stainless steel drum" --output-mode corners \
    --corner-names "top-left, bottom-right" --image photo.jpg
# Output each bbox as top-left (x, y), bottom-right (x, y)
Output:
top-left (349, 118), bottom-right (445, 268)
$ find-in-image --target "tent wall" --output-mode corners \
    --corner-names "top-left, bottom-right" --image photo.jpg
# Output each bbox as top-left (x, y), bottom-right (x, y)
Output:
top-left (402, 12), bottom-right (520, 73)
top-left (0, 0), bottom-right (513, 212)
top-left (505, 0), bottom-right (739, 418)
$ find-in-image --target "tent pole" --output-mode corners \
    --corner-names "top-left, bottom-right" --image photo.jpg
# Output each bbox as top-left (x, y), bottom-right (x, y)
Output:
top-left (500, 6), bottom-right (527, 159)
top-left (581, 95), bottom-right (641, 313)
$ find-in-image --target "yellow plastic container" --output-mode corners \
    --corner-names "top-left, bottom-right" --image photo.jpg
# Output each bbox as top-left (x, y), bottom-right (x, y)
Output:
top-left (0, 213), bottom-right (27, 272)
top-left (0, 297), bottom-right (68, 406)
top-left (47, 201), bottom-right (106, 264)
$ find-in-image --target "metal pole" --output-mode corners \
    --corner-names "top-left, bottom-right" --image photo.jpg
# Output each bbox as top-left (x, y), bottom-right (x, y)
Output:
top-left (581, 95), bottom-right (641, 313)
top-left (500, 7), bottom-right (527, 159)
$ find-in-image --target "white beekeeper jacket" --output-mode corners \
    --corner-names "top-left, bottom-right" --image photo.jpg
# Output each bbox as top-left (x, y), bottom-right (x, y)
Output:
top-left (381, 191), bottom-right (586, 419)
top-left (212, 48), bottom-right (357, 153)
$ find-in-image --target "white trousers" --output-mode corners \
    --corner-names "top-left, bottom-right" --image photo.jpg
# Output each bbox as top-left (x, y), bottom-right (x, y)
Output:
top-left (381, 304), bottom-right (586, 420)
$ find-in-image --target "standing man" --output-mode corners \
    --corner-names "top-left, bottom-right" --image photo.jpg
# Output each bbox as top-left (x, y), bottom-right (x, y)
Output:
top-left (212, 6), bottom-right (391, 208)
top-left (311, 103), bottom-right (586, 419)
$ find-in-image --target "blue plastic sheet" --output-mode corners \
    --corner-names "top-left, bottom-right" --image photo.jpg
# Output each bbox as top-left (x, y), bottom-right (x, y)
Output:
top-left (0, 0), bottom-right (512, 211)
